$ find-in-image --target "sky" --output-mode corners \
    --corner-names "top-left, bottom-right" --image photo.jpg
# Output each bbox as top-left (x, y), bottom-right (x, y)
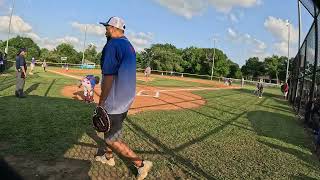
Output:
top-left (0, 0), bottom-right (315, 66)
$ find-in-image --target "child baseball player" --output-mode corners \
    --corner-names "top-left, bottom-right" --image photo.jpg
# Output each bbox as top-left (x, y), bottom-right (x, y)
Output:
top-left (78, 75), bottom-right (100, 103)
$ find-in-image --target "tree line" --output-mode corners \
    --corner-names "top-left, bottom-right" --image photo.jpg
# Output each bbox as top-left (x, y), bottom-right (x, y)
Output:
top-left (0, 36), bottom-right (291, 82)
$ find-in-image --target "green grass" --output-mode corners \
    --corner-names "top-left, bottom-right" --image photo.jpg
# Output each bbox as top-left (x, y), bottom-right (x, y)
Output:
top-left (137, 77), bottom-right (214, 88)
top-left (0, 68), bottom-right (319, 179)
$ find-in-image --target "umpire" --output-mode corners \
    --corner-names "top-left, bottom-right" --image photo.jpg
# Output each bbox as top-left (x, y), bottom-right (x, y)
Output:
top-left (95, 16), bottom-right (152, 180)
top-left (15, 48), bottom-right (27, 98)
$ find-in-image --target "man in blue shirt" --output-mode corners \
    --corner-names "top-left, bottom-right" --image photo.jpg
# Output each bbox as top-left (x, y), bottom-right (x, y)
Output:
top-left (95, 16), bottom-right (152, 180)
top-left (15, 48), bottom-right (27, 98)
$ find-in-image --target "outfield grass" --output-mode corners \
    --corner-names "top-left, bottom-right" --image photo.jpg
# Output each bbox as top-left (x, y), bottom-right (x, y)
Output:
top-left (137, 77), bottom-right (215, 88)
top-left (0, 68), bottom-right (319, 179)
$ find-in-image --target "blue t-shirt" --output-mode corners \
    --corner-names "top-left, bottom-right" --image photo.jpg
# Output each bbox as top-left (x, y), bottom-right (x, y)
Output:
top-left (100, 37), bottom-right (136, 114)
top-left (15, 55), bottom-right (26, 71)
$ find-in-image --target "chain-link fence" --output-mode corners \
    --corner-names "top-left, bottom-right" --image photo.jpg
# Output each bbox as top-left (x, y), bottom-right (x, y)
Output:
top-left (289, 0), bottom-right (319, 143)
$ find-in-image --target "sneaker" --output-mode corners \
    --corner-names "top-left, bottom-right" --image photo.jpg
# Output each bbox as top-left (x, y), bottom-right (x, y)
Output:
top-left (136, 160), bottom-right (153, 180)
top-left (15, 91), bottom-right (19, 97)
top-left (95, 154), bottom-right (115, 166)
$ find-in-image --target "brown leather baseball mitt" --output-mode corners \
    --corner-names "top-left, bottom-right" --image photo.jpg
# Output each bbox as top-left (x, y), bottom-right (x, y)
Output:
top-left (92, 106), bottom-right (111, 132)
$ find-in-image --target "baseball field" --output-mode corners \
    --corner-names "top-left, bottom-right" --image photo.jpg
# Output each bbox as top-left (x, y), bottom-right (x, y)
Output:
top-left (0, 66), bottom-right (320, 179)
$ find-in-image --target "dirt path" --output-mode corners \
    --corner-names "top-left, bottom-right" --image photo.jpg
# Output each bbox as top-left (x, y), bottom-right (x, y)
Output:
top-left (49, 69), bottom-right (239, 114)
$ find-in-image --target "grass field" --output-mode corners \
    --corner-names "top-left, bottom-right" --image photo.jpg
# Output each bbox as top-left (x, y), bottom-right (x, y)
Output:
top-left (0, 67), bottom-right (320, 179)
top-left (136, 77), bottom-right (215, 88)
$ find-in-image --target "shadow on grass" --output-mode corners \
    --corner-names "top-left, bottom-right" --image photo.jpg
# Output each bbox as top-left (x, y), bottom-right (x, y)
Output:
top-left (290, 174), bottom-right (319, 180)
top-left (126, 117), bottom-right (217, 179)
top-left (0, 95), bottom-right (93, 179)
top-left (258, 140), bottom-right (320, 172)
top-left (25, 83), bottom-right (40, 95)
top-left (44, 79), bottom-right (56, 97)
top-left (248, 110), bottom-right (309, 154)
top-left (0, 75), bottom-right (15, 92)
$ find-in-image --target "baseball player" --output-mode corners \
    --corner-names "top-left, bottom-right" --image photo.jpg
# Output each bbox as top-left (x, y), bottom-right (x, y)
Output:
top-left (144, 66), bottom-right (151, 82)
top-left (78, 75), bottom-right (100, 103)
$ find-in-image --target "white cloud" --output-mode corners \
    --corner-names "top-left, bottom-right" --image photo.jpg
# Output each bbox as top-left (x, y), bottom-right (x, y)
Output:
top-left (273, 42), bottom-right (296, 58)
top-left (0, 0), bottom-right (5, 7)
top-left (264, 16), bottom-right (298, 56)
top-left (154, 0), bottom-right (207, 19)
top-left (264, 16), bottom-right (298, 43)
top-left (36, 36), bottom-right (81, 50)
top-left (208, 0), bottom-right (261, 13)
top-left (71, 22), bottom-right (105, 36)
top-left (56, 36), bottom-right (80, 44)
top-left (0, 16), bottom-right (90, 51)
top-left (153, 0), bottom-right (260, 19)
top-left (127, 31), bottom-right (154, 52)
top-left (227, 27), bottom-right (268, 59)
top-left (0, 15), bottom-right (32, 34)
top-left (25, 32), bottom-right (40, 41)
top-left (71, 22), bottom-right (154, 52)
top-left (229, 13), bottom-right (238, 23)
top-left (227, 28), bottom-right (237, 39)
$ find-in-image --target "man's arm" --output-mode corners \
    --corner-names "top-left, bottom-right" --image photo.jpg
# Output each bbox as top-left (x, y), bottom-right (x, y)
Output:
top-left (98, 75), bottom-right (113, 106)
top-left (21, 66), bottom-right (26, 78)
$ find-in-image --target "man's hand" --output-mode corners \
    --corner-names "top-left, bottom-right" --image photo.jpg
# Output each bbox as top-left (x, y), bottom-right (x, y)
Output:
top-left (99, 75), bottom-right (113, 107)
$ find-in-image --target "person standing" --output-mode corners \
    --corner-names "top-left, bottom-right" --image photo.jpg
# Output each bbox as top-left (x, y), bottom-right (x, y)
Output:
top-left (241, 77), bottom-right (244, 88)
top-left (257, 80), bottom-right (264, 98)
top-left (283, 82), bottom-right (289, 100)
top-left (95, 16), bottom-right (152, 180)
top-left (42, 60), bottom-right (47, 72)
top-left (15, 48), bottom-right (27, 98)
top-left (29, 57), bottom-right (36, 75)
top-left (0, 52), bottom-right (4, 74)
top-left (144, 66), bottom-right (151, 82)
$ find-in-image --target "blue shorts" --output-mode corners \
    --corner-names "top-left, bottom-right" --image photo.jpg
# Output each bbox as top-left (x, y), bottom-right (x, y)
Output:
top-left (104, 112), bottom-right (128, 142)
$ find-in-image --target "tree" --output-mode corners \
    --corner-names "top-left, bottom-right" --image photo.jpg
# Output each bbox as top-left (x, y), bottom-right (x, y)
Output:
top-left (241, 57), bottom-right (266, 79)
top-left (84, 44), bottom-right (98, 64)
top-left (264, 55), bottom-right (287, 83)
top-left (228, 63), bottom-right (242, 78)
top-left (54, 43), bottom-right (79, 64)
top-left (142, 44), bottom-right (184, 72)
top-left (2, 36), bottom-right (40, 61)
top-left (39, 48), bottom-right (49, 61)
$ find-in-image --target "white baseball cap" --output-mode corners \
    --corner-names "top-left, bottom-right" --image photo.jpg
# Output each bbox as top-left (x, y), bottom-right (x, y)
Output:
top-left (100, 16), bottom-right (126, 31)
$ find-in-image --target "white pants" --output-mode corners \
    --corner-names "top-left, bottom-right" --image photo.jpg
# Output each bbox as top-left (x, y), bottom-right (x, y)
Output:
top-left (82, 82), bottom-right (93, 97)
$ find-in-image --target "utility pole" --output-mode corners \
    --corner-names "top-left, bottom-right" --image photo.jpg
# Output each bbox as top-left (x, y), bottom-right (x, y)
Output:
top-left (5, 0), bottom-right (16, 55)
top-left (285, 20), bottom-right (290, 83)
top-left (82, 25), bottom-right (87, 65)
top-left (211, 39), bottom-right (216, 80)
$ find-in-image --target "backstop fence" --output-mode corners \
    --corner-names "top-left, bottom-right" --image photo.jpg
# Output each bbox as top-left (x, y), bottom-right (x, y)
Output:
top-left (289, 0), bottom-right (319, 122)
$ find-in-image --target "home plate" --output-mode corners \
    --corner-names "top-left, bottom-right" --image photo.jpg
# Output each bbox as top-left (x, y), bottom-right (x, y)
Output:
top-left (137, 90), bottom-right (160, 98)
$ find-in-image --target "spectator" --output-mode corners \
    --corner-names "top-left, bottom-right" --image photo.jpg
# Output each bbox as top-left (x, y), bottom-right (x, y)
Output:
top-left (0, 52), bottom-right (4, 74)
top-left (29, 57), bottom-right (36, 75)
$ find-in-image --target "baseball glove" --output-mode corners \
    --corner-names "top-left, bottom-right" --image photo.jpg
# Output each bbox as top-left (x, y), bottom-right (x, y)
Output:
top-left (92, 106), bottom-right (111, 132)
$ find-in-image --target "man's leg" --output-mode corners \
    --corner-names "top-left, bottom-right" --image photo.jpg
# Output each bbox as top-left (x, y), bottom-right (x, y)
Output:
top-left (16, 72), bottom-right (25, 97)
top-left (96, 112), bottom-right (152, 179)
top-left (89, 89), bottom-right (94, 102)
top-left (83, 85), bottom-right (89, 102)
top-left (106, 140), bottom-right (143, 167)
